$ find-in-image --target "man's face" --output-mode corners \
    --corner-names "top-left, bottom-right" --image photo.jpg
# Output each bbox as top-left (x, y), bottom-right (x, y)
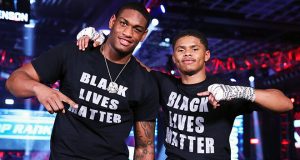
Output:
top-left (108, 9), bottom-right (148, 54)
top-left (172, 36), bottom-right (210, 75)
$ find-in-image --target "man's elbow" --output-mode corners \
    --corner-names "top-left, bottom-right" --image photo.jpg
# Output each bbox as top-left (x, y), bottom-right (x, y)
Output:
top-left (6, 77), bottom-right (17, 97)
top-left (5, 75), bottom-right (23, 98)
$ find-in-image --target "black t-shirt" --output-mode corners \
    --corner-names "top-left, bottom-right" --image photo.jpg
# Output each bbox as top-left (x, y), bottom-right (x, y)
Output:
top-left (32, 42), bottom-right (159, 160)
top-left (152, 71), bottom-right (253, 160)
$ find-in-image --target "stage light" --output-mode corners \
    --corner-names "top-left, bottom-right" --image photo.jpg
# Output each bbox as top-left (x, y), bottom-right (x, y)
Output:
top-left (250, 138), bottom-right (259, 144)
top-left (151, 18), bottom-right (159, 27)
top-left (24, 20), bottom-right (36, 28)
top-left (0, 72), bottom-right (10, 79)
top-left (291, 98), bottom-right (295, 103)
top-left (147, 8), bottom-right (151, 13)
top-left (230, 78), bottom-right (236, 82)
top-left (249, 76), bottom-right (254, 82)
top-left (5, 99), bottom-right (14, 105)
top-left (164, 38), bottom-right (170, 43)
top-left (160, 5), bottom-right (166, 13)
top-left (159, 41), bottom-right (170, 47)
top-left (281, 139), bottom-right (289, 145)
top-left (230, 115), bottom-right (244, 160)
top-left (170, 70), bottom-right (175, 75)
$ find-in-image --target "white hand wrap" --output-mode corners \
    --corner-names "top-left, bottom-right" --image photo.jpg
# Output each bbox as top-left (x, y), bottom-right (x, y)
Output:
top-left (76, 27), bottom-right (105, 45)
top-left (208, 84), bottom-right (255, 102)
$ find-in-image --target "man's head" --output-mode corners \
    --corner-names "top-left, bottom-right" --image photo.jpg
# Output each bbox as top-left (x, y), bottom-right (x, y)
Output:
top-left (107, 2), bottom-right (150, 56)
top-left (171, 30), bottom-right (210, 76)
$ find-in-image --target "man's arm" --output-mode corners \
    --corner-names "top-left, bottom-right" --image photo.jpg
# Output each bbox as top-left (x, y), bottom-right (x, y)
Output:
top-left (6, 63), bottom-right (77, 113)
top-left (134, 121), bottom-right (155, 160)
top-left (255, 89), bottom-right (293, 112)
top-left (6, 63), bottom-right (41, 97)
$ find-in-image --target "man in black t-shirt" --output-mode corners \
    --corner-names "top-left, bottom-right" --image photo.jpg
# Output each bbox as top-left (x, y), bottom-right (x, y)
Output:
top-left (77, 28), bottom-right (293, 159)
top-left (6, 2), bottom-right (159, 160)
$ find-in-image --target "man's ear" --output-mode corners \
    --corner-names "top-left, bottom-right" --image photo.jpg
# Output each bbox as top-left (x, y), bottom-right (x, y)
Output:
top-left (109, 15), bottom-right (117, 29)
top-left (205, 50), bottom-right (211, 62)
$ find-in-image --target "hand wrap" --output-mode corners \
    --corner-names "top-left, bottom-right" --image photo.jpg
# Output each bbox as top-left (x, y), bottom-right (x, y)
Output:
top-left (208, 84), bottom-right (255, 102)
top-left (76, 27), bottom-right (105, 45)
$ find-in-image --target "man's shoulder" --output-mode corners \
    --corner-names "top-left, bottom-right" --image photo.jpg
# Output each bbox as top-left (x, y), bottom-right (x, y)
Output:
top-left (130, 58), bottom-right (153, 76)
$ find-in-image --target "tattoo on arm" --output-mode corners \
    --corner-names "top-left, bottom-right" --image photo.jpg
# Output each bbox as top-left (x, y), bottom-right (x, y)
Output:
top-left (134, 121), bottom-right (155, 160)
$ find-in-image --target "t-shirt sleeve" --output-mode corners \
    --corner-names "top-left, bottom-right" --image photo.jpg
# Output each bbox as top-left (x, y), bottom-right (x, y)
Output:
top-left (31, 41), bottom-right (73, 84)
top-left (133, 74), bottom-right (160, 121)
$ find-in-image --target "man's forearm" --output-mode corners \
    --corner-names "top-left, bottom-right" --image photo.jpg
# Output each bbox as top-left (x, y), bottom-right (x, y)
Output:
top-left (255, 89), bottom-right (293, 112)
top-left (6, 63), bottom-right (41, 98)
top-left (6, 70), bottom-right (40, 98)
top-left (134, 121), bottom-right (155, 160)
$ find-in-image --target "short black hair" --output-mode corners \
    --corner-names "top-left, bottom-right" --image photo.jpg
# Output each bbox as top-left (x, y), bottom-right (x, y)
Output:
top-left (115, 2), bottom-right (151, 28)
top-left (172, 29), bottom-right (209, 50)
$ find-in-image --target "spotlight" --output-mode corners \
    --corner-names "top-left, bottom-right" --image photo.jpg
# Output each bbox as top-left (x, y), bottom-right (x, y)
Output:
top-left (230, 78), bottom-right (236, 82)
top-left (291, 98), bottom-right (295, 103)
top-left (151, 18), bottom-right (159, 27)
top-left (164, 38), bottom-right (170, 43)
top-left (5, 99), bottom-right (14, 105)
top-left (170, 70), bottom-right (175, 75)
top-left (147, 8), bottom-right (151, 13)
top-left (250, 138), bottom-right (259, 144)
top-left (0, 72), bottom-right (10, 79)
top-left (24, 19), bottom-right (36, 28)
top-left (160, 5), bottom-right (166, 13)
top-left (249, 76), bottom-right (255, 82)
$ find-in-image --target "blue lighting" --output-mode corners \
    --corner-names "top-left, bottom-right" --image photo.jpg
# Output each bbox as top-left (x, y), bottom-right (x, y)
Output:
top-left (230, 115), bottom-right (244, 160)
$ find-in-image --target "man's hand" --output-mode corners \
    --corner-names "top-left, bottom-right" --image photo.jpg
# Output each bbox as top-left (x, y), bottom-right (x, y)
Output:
top-left (33, 83), bottom-right (78, 114)
top-left (197, 84), bottom-right (255, 108)
top-left (207, 84), bottom-right (255, 102)
top-left (76, 27), bottom-right (105, 51)
top-left (197, 91), bottom-right (220, 109)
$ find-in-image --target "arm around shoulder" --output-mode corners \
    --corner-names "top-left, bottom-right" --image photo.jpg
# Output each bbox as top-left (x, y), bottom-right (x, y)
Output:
top-left (254, 89), bottom-right (293, 112)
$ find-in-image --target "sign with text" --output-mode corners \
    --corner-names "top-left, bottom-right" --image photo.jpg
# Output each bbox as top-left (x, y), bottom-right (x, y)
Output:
top-left (0, 109), bottom-right (55, 140)
top-left (0, 0), bottom-right (30, 23)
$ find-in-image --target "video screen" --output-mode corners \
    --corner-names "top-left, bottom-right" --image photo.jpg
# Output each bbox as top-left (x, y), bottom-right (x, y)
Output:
top-left (0, 109), bottom-right (158, 160)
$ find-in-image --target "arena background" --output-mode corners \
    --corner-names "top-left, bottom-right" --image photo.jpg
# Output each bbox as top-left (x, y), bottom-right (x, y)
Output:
top-left (0, 0), bottom-right (300, 159)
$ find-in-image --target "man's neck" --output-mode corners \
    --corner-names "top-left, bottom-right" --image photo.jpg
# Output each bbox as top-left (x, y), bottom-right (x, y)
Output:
top-left (101, 43), bottom-right (131, 64)
top-left (180, 69), bottom-right (206, 85)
